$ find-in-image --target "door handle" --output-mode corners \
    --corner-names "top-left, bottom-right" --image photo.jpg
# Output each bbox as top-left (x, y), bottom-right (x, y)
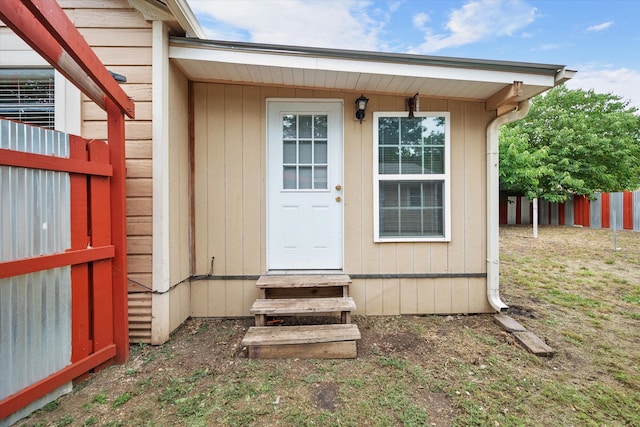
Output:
top-left (335, 196), bottom-right (342, 203)
top-left (335, 184), bottom-right (342, 191)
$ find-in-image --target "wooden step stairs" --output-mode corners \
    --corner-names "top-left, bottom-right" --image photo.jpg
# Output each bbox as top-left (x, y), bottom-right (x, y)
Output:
top-left (241, 274), bottom-right (360, 359)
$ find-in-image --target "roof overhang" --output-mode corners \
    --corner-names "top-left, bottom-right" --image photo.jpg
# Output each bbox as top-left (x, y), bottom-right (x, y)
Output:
top-left (129, 0), bottom-right (205, 38)
top-left (169, 37), bottom-right (575, 113)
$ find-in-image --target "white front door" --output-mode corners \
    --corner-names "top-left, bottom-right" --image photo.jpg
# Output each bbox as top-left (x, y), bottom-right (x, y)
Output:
top-left (267, 100), bottom-right (343, 270)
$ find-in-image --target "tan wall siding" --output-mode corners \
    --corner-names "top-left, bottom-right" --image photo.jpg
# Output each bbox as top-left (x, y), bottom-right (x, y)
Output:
top-left (191, 83), bottom-right (494, 315)
top-left (168, 61), bottom-right (191, 284)
top-left (51, 2), bottom-right (155, 298)
top-left (63, 1), bottom-right (154, 339)
top-left (167, 61), bottom-right (192, 330)
top-left (169, 281), bottom-right (191, 331)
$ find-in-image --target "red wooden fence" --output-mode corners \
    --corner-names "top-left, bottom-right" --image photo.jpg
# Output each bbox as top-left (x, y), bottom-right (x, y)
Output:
top-left (501, 192), bottom-right (639, 230)
top-left (0, 136), bottom-right (117, 419)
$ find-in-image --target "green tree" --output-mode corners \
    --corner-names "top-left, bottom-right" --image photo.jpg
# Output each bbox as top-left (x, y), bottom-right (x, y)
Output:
top-left (499, 85), bottom-right (640, 202)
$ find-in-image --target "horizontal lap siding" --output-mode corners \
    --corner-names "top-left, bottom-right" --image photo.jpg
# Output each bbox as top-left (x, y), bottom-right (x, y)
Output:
top-left (60, 1), bottom-right (154, 341)
top-left (192, 83), bottom-right (492, 316)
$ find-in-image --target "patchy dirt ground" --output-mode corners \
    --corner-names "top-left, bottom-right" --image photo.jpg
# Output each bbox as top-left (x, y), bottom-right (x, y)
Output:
top-left (12, 226), bottom-right (640, 426)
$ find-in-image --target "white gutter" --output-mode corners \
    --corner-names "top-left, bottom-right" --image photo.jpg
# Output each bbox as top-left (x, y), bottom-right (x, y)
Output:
top-left (486, 99), bottom-right (531, 312)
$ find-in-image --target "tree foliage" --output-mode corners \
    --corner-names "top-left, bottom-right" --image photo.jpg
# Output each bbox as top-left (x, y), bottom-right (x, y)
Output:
top-left (499, 85), bottom-right (640, 202)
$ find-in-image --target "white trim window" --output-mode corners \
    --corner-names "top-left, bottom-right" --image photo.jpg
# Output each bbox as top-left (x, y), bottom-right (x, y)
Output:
top-left (373, 112), bottom-right (451, 242)
top-left (0, 68), bottom-right (55, 129)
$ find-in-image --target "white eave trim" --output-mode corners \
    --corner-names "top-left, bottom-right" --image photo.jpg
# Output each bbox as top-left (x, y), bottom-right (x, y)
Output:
top-left (169, 44), bottom-right (558, 88)
top-left (165, 0), bottom-right (205, 38)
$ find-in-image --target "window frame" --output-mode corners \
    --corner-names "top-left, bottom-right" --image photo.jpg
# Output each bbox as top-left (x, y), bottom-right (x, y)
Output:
top-left (0, 66), bottom-right (81, 134)
top-left (373, 111), bottom-right (451, 242)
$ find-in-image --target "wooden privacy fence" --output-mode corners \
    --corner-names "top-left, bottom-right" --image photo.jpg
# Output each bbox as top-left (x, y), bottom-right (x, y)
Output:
top-left (500, 191), bottom-right (640, 231)
top-left (0, 120), bottom-right (119, 421)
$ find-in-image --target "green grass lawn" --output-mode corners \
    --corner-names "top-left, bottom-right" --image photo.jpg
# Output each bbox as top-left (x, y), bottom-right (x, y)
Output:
top-left (16, 226), bottom-right (640, 427)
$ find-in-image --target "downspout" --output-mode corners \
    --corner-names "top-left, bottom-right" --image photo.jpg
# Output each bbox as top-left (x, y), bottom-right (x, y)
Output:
top-left (486, 99), bottom-right (531, 312)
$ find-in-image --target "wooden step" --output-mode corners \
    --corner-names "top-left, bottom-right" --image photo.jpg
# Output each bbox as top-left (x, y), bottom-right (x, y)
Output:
top-left (242, 324), bottom-right (361, 346)
top-left (242, 324), bottom-right (360, 359)
top-left (256, 274), bottom-right (351, 288)
top-left (250, 297), bottom-right (355, 315)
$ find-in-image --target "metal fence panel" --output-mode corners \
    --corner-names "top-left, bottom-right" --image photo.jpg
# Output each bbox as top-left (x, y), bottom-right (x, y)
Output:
top-left (564, 197), bottom-right (574, 226)
top-left (590, 194), bottom-right (602, 229)
top-left (610, 192), bottom-right (624, 230)
top-left (0, 120), bottom-right (71, 408)
top-left (521, 197), bottom-right (531, 224)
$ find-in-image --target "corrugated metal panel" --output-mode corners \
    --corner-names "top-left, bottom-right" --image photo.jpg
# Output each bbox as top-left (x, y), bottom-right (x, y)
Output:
top-left (610, 192), bottom-right (624, 230)
top-left (507, 196), bottom-right (517, 225)
top-left (0, 120), bottom-right (71, 404)
top-left (550, 203), bottom-right (559, 225)
top-left (590, 194), bottom-right (602, 229)
top-left (521, 198), bottom-right (531, 225)
top-left (634, 191), bottom-right (640, 232)
top-left (539, 200), bottom-right (549, 225)
top-left (564, 197), bottom-right (574, 226)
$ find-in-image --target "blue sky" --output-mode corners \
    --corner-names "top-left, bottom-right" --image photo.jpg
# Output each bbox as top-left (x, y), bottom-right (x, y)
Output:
top-left (187, 0), bottom-right (640, 108)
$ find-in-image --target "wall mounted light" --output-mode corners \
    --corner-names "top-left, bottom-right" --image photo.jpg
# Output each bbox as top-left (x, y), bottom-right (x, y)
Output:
top-left (355, 94), bottom-right (369, 123)
top-left (406, 92), bottom-right (419, 118)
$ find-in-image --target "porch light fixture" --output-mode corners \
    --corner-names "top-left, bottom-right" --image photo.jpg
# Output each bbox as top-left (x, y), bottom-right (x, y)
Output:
top-left (355, 94), bottom-right (369, 123)
top-left (406, 92), bottom-right (419, 119)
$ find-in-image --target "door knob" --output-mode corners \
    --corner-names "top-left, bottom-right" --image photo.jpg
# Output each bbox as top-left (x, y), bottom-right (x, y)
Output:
top-left (335, 184), bottom-right (342, 191)
top-left (335, 196), bottom-right (342, 203)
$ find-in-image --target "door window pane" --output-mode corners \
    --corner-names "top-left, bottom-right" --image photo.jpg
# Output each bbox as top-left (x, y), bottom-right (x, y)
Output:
top-left (299, 115), bottom-right (312, 138)
top-left (299, 166), bottom-right (312, 189)
top-left (314, 115), bottom-right (327, 138)
top-left (283, 166), bottom-right (296, 189)
top-left (282, 114), bottom-right (297, 139)
top-left (283, 141), bottom-right (296, 164)
top-left (314, 141), bottom-right (327, 164)
top-left (299, 140), bottom-right (312, 163)
top-left (281, 113), bottom-right (330, 190)
top-left (314, 167), bottom-right (327, 188)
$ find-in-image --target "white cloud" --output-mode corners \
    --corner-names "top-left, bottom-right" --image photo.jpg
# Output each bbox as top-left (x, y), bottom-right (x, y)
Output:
top-left (188, 0), bottom-right (384, 51)
top-left (412, 12), bottom-right (429, 30)
top-left (408, 0), bottom-right (536, 54)
top-left (587, 21), bottom-right (614, 32)
top-left (565, 66), bottom-right (640, 109)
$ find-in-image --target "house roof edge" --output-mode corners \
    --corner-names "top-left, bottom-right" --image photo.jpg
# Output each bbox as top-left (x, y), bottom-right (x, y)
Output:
top-left (170, 36), bottom-right (573, 79)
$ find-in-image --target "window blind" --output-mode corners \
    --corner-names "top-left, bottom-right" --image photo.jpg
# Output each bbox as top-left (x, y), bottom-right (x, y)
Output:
top-left (0, 69), bottom-right (55, 129)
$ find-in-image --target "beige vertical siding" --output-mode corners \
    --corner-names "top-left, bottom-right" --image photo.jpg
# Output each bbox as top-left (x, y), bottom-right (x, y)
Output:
top-left (167, 61), bottom-right (191, 329)
top-left (191, 83), bottom-right (494, 316)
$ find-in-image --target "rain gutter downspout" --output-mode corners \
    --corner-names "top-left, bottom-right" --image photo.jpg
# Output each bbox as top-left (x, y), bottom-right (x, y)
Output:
top-left (486, 99), bottom-right (531, 312)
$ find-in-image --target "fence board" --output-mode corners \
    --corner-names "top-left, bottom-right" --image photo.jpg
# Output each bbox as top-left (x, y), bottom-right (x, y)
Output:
top-left (89, 140), bottom-right (114, 352)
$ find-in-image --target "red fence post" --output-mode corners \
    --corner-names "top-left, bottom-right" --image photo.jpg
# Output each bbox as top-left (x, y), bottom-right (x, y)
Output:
top-left (601, 193), bottom-right (610, 229)
top-left (88, 140), bottom-right (114, 352)
top-left (107, 99), bottom-right (129, 364)
top-left (69, 135), bottom-right (92, 362)
top-left (499, 197), bottom-right (507, 225)
top-left (574, 195), bottom-right (591, 227)
top-left (623, 192), bottom-right (633, 230)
